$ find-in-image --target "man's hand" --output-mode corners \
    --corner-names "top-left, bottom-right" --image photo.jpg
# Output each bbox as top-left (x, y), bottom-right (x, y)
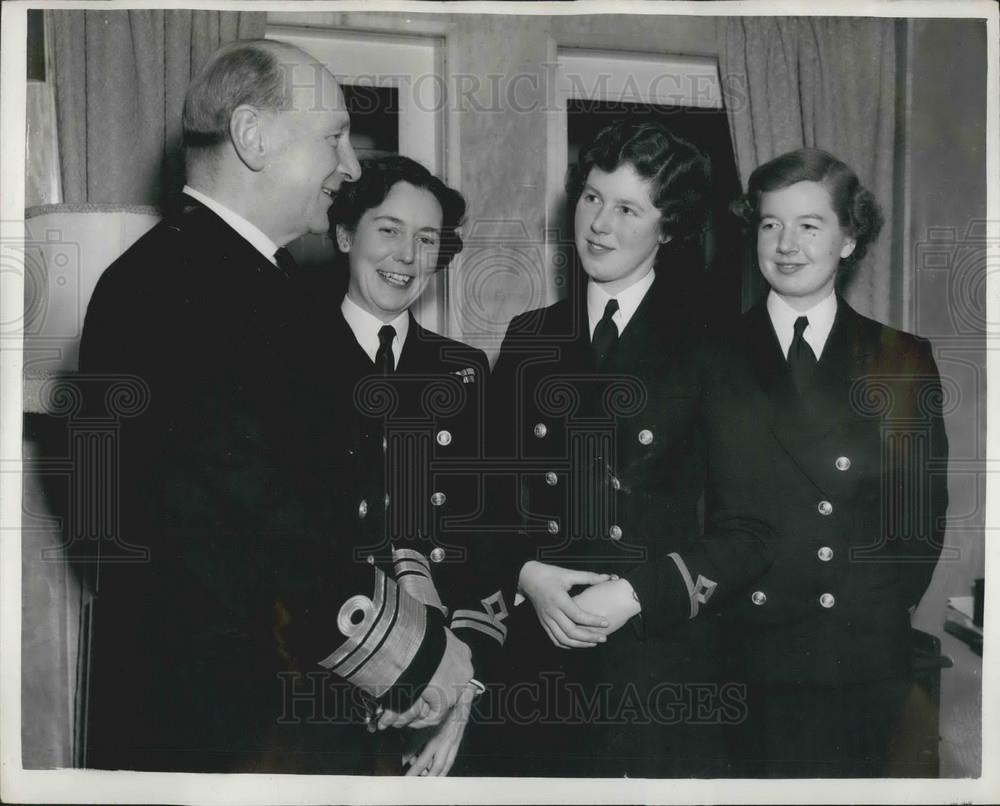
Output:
top-left (377, 627), bottom-right (472, 731)
top-left (518, 560), bottom-right (612, 649)
top-left (401, 682), bottom-right (476, 776)
top-left (571, 577), bottom-right (641, 636)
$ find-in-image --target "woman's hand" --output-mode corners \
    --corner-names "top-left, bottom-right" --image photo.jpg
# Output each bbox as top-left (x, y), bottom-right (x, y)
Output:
top-left (571, 578), bottom-right (642, 636)
top-left (518, 560), bottom-right (612, 649)
top-left (401, 682), bottom-right (476, 776)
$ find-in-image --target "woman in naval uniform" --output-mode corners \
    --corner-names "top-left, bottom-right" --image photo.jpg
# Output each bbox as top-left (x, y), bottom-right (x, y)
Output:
top-left (486, 120), bottom-right (773, 777)
top-left (291, 155), bottom-right (511, 776)
top-left (703, 148), bottom-right (949, 776)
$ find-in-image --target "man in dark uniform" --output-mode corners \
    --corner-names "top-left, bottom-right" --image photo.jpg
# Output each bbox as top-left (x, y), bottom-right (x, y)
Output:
top-left (701, 149), bottom-right (949, 776)
top-left (487, 121), bottom-right (773, 777)
top-left (79, 41), bottom-right (474, 773)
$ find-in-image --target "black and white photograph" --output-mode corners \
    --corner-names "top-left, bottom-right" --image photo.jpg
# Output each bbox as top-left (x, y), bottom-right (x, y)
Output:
top-left (1, 1), bottom-right (996, 803)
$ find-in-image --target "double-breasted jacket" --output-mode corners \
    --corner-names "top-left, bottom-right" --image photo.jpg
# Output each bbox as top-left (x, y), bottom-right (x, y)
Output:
top-left (702, 298), bottom-right (949, 687)
top-left (485, 272), bottom-right (772, 776)
top-left (294, 305), bottom-right (512, 696)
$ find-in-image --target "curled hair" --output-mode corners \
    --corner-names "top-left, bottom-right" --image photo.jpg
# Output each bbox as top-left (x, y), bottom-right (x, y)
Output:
top-left (566, 119), bottom-right (711, 243)
top-left (328, 155), bottom-right (466, 272)
top-left (183, 40), bottom-right (291, 156)
top-left (732, 148), bottom-right (884, 264)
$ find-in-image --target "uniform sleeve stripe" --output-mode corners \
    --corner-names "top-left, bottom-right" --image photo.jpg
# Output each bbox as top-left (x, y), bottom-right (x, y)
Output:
top-left (342, 588), bottom-right (402, 679)
top-left (392, 549), bottom-right (431, 573)
top-left (451, 617), bottom-right (506, 645)
top-left (395, 569), bottom-right (429, 580)
top-left (451, 608), bottom-right (508, 641)
top-left (397, 573), bottom-right (445, 613)
top-left (667, 551), bottom-right (699, 619)
top-left (346, 591), bottom-right (426, 697)
top-left (394, 562), bottom-right (431, 579)
top-left (321, 572), bottom-right (395, 674)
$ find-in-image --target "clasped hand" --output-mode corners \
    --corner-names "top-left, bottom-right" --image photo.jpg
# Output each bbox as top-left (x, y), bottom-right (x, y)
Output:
top-left (517, 560), bottom-right (613, 648)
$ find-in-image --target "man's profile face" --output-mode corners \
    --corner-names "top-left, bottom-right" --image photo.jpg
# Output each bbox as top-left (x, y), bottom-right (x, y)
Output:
top-left (263, 59), bottom-right (360, 244)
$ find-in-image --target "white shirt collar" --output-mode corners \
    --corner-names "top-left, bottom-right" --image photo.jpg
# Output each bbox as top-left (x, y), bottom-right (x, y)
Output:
top-left (766, 290), bottom-right (838, 360)
top-left (587, 269), bottom-right (656, 339)
top-left (340, 295), bottom-right (410, 369)
top-left (182, 185), bottom-right (281, 266)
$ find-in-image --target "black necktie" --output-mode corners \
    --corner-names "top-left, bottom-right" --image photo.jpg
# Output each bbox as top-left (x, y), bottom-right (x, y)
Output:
top-left (376, 325), bottom-right (396, 375)
top-left (788, 315), bottom-right (817, 391)
top-left (592, 298), bottom-right (620, 368)
top-left (273, 247), bottom-right (299, 279)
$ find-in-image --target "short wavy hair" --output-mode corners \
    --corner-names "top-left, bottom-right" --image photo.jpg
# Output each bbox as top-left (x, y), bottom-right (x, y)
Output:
top-left (566, 119), bottom-right (711, 243)
top-left (328, 155), bottom-right (466, 272)
top-left (183, 39), bottom-right (293, 160)
top-left (732, 148), bottom-right (884, 265)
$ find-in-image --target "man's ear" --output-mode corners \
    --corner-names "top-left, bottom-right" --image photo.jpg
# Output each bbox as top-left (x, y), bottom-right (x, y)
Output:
top-left (335, 224), bottom-right (353, 253)
top-left (229, 105), bottom-right (269, 172)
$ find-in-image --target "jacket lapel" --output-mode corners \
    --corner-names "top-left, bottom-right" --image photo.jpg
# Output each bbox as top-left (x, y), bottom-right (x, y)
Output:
top-left (395, 314), bottom-right (423, 374)
top-left (744, 300), bottom-right (790, 407)
top-left (799, 301), bottom-right (870, 440)
top-left (756, 298), bottom-right (871, 496)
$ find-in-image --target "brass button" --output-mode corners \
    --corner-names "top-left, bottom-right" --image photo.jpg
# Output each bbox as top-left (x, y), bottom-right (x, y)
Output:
top-left (546, 520), bottom-right (560, 535)
top-left (835, 456), bottom-right (851, 471)
top-left (610, 476), bottom-right (621, 491)
top-left (819, 593), bottom-right (836, 609)
top-left (430, 547), bottom-right (446, 563)
top-left (751, 590), bottom-right (767, 606)
top-left (534, 423), bottom-right (548, 438)
top-left (366, 554), bottom-right (375, 565)
top-left (638, 429), bottom-right (653, 445)
top-left (609, 525), bottom-right (623, 541)
top-left (818, 546), bottom-right (834, 562)
top-left (436, 430), bottom-right (452, 446)
top-left (358, 499), bottom-right (368, 519)
top-left (545, 471), bottom-right (558, 486)
top-left (818, 500), bottom-right (833, 516)
top-left (431, 492), bottom-right (446, 507)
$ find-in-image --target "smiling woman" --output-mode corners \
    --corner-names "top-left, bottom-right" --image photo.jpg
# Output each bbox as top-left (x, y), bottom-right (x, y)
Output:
top-left (336, 178), bottom-right (445, 320)
top-left (329, 155), bottom-right (466, 320)
top-left (712, 148), bottom-right (946, 777)
top-left (734, 148), bottom-right (884, 313)
top-left (482, 119), bottom-right (760, 778)
top-left (296, 154), bottom-right (509, 776)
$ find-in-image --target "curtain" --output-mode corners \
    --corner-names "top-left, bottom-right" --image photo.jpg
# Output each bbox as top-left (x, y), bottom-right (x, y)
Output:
top-left (718, 17), bottom-right (897, 323)
top-left (51, 10), bottom-right (266, 207)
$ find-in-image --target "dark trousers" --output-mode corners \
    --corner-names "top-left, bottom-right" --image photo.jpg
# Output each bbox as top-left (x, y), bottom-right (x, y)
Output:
top-left (461, 607), bottom-right (728, 778)
top-left (728, 678), bottom-right (912, 777)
